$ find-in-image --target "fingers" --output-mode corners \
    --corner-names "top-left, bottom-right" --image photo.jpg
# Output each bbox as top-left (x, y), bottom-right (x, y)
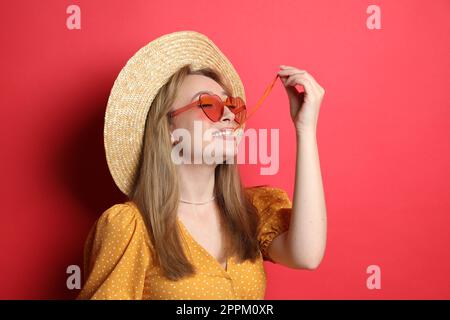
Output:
top-left (277, 66), bottom-right (325, 96)
top-left (278, 70), bottom-right (314, 95)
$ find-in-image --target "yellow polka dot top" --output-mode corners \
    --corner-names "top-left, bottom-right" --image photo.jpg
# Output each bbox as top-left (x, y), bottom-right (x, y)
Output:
top-left (76, 186), bottom-right (292, 300)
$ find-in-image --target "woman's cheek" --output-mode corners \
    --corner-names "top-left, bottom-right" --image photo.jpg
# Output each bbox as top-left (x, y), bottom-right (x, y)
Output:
top-left (201, 121), bottom-right (215, 143)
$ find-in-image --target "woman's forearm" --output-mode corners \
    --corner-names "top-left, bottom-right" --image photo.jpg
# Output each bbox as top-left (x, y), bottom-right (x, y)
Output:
top-left (287, 128), bottom-right (327, 269)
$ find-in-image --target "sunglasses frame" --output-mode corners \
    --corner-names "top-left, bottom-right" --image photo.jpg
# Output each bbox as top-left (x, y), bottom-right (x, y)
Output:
top-left (168, 93), bottom-right (247, 124)
top-left (168, 73), bottom-right (281, 132)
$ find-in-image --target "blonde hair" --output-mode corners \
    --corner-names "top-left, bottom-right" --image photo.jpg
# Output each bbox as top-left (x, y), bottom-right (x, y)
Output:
top-left (129, 64), bottom-right (260, 280)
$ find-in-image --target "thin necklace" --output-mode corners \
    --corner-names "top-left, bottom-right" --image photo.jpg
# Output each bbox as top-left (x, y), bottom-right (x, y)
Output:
top-left (179, 195), bottom-right (216, 205)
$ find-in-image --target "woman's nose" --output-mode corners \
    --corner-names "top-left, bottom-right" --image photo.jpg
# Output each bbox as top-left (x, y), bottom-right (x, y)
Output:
top-left (220, 106), bottom-right (235, 123)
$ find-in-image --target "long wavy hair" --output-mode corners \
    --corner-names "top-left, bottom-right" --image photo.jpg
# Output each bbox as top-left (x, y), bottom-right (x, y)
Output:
top-left (129, 64), bottom-right (260, 280)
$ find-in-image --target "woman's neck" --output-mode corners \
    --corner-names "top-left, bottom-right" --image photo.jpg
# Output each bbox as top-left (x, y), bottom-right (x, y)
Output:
top-left (176, 164), bottom-right (217, 203)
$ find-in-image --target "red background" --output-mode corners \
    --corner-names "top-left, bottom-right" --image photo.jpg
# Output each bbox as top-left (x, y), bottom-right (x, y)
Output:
top-left (1, 0), bottom-right (449, 299)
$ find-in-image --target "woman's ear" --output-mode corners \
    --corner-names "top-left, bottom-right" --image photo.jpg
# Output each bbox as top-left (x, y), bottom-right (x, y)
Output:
top-left (169, 122), bottom-right (176, 144)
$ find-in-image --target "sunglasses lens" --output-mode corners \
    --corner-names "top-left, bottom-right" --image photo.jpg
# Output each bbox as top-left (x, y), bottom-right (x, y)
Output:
top-left (199, 94), bottom-right (223, 122)
top-left (236, 109), bottom-right (247, 124)
top-left (200, 94), bottom-right (246, 124)
top-left (226, 97), bottom-right (246, 124)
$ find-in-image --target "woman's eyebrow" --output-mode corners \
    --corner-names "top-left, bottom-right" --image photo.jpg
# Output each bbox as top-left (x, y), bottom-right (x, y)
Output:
top-left (191, 90), bottom-right (228, 102)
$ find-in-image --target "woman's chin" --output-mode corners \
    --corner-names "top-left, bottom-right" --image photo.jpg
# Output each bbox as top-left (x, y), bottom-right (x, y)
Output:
top-left (201, 149), bottom-right (237, 164)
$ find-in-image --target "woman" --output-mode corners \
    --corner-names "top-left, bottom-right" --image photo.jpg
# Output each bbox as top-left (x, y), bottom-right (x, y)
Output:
top-left (77, 31), bottom-right (327, 300)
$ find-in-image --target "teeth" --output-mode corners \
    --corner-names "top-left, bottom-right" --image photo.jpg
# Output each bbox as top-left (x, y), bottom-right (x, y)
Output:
top-left (212, 129), bottom-right (234, 137)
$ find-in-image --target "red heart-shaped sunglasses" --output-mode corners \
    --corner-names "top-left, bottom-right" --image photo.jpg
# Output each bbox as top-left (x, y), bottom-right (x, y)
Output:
top-left (168, 74), bottom-right (281, 132)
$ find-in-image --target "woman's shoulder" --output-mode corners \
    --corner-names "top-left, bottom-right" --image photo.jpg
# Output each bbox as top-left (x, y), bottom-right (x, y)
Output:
top-left (244, 185), bottom-right (292, 206)
top-left (97, 201), bottom-right (143, 226)
top-left (244, 185), bottom-right (292, 262)
top-left (79, 201), bottom-right (154, 299)
top-left (93, 200), bottom-right (152, 248)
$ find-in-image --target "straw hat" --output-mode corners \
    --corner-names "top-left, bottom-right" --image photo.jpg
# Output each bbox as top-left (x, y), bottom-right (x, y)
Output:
top-left (104, 30), bottom-right (246, 196)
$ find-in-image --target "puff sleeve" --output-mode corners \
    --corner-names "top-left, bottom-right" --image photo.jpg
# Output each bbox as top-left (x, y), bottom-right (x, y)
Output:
top-left (245, 186), bottom-right (292, 263)
top-left (77, 202), bottom-right (152, 300)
